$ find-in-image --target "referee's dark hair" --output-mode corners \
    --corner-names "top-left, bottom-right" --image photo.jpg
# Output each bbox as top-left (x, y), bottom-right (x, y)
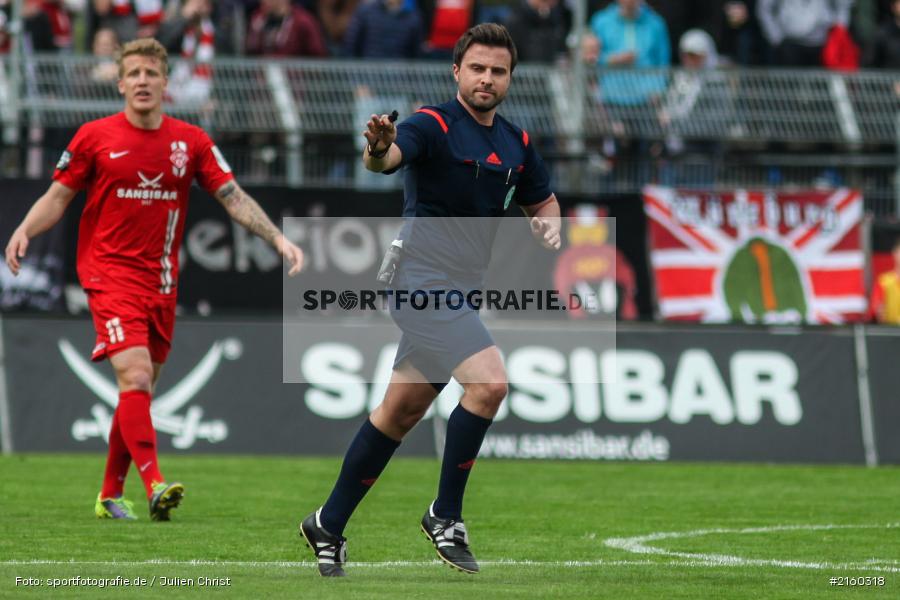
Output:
top-left (453, 23), bottom-right (518, 73)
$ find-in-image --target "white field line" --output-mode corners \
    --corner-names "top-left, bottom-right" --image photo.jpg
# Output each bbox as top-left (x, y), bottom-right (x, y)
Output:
top-left (604, 523), bottom-right (900, 573)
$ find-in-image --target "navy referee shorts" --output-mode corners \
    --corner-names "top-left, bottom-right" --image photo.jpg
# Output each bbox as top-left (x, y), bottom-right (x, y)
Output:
top-left (389, 257), bottom-right (494, 390)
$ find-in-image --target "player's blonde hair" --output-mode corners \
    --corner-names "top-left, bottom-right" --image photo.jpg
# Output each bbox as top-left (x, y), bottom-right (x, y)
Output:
top-left (117, 38), bottom-right (168, 78)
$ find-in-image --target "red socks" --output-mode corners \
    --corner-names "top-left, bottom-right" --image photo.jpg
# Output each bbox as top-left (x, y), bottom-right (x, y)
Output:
top-left (100, 410), bottom-right (131, 498)
top-left (115, 390), bottom-right (164, 498)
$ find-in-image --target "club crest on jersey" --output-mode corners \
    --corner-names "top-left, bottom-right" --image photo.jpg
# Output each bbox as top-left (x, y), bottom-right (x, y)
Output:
top-left (170, 141), bottom-right (189, 177)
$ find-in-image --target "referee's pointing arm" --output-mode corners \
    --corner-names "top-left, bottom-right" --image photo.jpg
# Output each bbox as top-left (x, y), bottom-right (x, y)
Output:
top-left (363, 113), bottom-right (402, 173)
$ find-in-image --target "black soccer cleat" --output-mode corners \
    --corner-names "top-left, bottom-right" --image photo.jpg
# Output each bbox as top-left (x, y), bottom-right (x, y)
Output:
top-left (421, 502), bottom-right (479, 574)
top-left (300, 508), bottom-right (348, 577)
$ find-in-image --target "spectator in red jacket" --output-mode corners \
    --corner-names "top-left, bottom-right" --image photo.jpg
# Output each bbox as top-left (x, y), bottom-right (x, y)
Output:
top-left (422, 0), bottom-right (475, 58)
top-left (246, 0), bottom-right (328, 57)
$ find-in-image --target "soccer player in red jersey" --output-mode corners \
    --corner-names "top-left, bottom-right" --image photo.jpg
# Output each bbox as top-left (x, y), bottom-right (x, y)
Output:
top-left (4, 38), bottom-right (304, 521)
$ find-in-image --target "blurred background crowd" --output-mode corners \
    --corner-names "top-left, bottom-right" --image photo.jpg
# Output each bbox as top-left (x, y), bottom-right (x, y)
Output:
top-left (1, 0), bottom-right (899, 69)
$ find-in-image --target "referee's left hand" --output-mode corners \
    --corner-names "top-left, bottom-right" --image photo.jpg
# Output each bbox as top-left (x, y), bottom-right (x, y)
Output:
top-left (531, 217), bottom-right (561, 250)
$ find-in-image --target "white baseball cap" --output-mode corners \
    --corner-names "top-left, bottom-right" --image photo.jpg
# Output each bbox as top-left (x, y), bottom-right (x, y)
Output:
top-left (679, 29), bottom-right (715, 56)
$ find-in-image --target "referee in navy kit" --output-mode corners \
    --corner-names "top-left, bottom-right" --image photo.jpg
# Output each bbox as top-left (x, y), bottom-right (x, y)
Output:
top-left (300, 23), bottom-right (562, 577)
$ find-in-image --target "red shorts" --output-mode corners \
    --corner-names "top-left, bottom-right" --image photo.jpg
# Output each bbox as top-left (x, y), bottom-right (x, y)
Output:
top-left (87, 290), bottom-right (177, 363)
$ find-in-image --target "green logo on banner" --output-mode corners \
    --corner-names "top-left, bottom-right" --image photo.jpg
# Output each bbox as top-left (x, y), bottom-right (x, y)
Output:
top-left (504, 186), bottom-right (517, 210)
top-left (723, 238), bottom-right (806, 321)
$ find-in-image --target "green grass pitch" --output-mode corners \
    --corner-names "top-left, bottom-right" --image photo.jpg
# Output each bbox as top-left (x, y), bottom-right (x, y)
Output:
top-left (0, 455), bottom-right (897, 599)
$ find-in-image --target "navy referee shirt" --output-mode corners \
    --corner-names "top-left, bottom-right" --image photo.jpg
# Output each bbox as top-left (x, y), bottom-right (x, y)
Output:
top-left (388, 97), bottom-right (553, 275)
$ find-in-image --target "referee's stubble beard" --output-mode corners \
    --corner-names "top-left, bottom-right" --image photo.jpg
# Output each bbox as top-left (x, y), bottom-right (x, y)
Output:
top-left (453, 44), bottom-right (512, 117)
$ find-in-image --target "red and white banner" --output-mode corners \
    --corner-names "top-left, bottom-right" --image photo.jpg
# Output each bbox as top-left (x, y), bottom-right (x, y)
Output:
top-left (643, 186), bottom-right (866, 324)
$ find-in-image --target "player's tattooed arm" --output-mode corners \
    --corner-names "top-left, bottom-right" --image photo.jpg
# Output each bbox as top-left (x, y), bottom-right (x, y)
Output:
top-left (214, 181), bottom-right (281, 246)
top-left (214, 181), bottom-right (305, 276)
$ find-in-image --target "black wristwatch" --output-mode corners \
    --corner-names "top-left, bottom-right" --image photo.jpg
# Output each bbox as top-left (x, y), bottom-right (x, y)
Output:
top-left (368, 141), bottom-right (392, 159)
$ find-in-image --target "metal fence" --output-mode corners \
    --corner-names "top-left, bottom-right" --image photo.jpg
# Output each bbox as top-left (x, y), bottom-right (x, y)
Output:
top-left (1, 54), bottom-right (898, 213)
top-left (9, 55), bottom-right (900, 141)
top-left (582, 68), bottom-right (900, 145)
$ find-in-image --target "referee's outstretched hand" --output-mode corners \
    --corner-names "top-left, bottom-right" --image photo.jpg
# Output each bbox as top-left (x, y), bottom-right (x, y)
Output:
top-left (530, 217), bottom-right (561, 250)
top-left (363, 113), bottom-right (397, 153)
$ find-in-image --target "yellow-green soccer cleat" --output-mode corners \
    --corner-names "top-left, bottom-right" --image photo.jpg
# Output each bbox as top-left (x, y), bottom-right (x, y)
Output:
top-left (149, 482), bottom-right (185, 521)
top-left (95, 494), bottom-right (138, 520)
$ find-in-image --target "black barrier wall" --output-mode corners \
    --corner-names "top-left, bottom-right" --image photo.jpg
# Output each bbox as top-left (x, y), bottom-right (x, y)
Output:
top-left (1, 315), bottom-right (886, 464)
top-left (866, 327), bottom-right (900, 463)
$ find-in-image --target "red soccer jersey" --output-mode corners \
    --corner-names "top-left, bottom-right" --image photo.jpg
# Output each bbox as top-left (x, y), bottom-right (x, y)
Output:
top-left (54, 113), bottom-right (234, 297)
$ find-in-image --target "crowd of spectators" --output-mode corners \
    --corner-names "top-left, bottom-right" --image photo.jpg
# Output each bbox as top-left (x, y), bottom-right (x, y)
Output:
top-left (0, 0), bottom-right (897, 70)
top-left (2, 2), bottom-right (897, 183)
